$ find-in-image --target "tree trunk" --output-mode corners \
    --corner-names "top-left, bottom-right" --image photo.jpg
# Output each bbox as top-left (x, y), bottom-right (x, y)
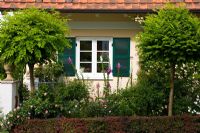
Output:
top-left (168, 63), bottom-right (175, 116)
top-left (28, 63), bottom-right (35, 93)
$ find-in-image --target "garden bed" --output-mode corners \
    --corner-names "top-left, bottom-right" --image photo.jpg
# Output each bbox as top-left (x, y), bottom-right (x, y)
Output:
top-left (12, 115), bottom-right (200, 133)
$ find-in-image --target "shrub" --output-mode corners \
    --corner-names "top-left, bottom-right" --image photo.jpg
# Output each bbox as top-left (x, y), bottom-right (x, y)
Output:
top-left (0, 110), bottom-right (8, 133)
top-left (84, 99), bottom-right (109, 117)
top-left (104, 70), bottom-right (166, 117)
top-left (18, 85), bottom-right (29, 104)
top-left (54, 80), bottom-right (89, 102)
top-left (1, 79), bottom-right (90, 131)
top-left (34, 62), bottom-right (64, 82)
top-left (12, 115), bottom-right (200, 133)
top-left (53, 80), bottom-right (89, 117)
top-left (136, 61), bottom-right (200, 115)
top-left (105, 60), bottom-right (200, 116)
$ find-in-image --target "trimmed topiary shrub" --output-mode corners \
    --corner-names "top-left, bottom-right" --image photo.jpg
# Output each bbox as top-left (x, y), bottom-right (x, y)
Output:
top-left (12, 115), bottom-right (200, 133)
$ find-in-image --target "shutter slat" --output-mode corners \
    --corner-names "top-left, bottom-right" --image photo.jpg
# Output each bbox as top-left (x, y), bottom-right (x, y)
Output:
top-left (113, 38), bottom-right (130, 77)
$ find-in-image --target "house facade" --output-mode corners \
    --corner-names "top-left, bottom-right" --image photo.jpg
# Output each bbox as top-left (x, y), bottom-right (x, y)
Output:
top-left (1, 0), bottom-right (200, 96)
top-left (60, 13), bottom-right (141, 95)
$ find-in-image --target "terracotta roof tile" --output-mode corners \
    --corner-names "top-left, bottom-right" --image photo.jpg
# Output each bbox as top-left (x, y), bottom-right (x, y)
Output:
top-left (0, 0), bottom-right (200, 12)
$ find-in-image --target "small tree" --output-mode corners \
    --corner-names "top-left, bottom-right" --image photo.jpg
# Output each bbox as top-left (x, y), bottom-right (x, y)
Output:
top-left (137, 4), bottom-right (200, 116)
top-left (0, 8), bottom-right (70, 92)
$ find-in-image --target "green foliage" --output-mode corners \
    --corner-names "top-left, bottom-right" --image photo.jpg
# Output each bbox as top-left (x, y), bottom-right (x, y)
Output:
top-left (53, 80), bottom-right (89, 117)
top-left (173, 62), bottom-right (200, 114)
top-left (0, 62), bottom-right (6, 80)
top-left (34, 62), bottom-right (64, 82)
top-left (0, 111), bottom-right (5, 132)
top-left (137, 4), bottom-right (200, 64)
top-left (0, 8), bottom-right (70, 90)
top-left (0, 120), bottom-right (9, 133)
top-left (18, 85), bottom-right (30, 104)
top-left (84, 100), bottom-right (104, 117)
top-left (1, 80), bottom-right (90, 131)
top-left (104, 61), bottom-right (200, 116)
top-left (137, 61), bottom-right (200, 115)
top-left (137, 3), bottom-right (200, 116)
top-left (54, 80), bottom-right (89, 102)
top-left (106, 70), bottom-right (166, 116)
top-left (11, 64), bottom-right (25, 81)
top-left (0, 8), bottom-right (70, 65)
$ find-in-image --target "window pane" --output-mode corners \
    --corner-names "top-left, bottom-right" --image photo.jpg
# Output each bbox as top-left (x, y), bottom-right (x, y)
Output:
top-left (80, 52), bottom-right (92, 62)
top-left (97, 41), bottom-right (109, 51)
top-left (97, 63), bottom-right (109, 73)
top-left (97, 52), bottom-right (109, 62)
top-left (80, 63), bottom-right (92, 72)
top-left (80, 41), bottom-right (92, 50)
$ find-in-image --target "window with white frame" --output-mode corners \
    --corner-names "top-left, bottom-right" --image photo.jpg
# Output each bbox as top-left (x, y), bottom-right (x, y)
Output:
top-left (76, 37), bottom-right (113, 79)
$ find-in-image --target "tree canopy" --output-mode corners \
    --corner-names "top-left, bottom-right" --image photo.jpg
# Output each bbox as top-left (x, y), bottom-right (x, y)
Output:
top-left (137, 4), bottom-right (200, 116)
top-left (0, 8), bottom-right (70, 91)
top-left (138, 4), bottom-right (200, 64)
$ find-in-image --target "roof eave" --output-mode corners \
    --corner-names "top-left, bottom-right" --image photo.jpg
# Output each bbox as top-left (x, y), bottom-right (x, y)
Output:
top-left (1, 8), bottom-right (200, 14)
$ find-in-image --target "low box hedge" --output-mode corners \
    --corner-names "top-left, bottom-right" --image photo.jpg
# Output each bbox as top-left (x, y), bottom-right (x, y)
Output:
top-left (12, 115), bottom-right (200, 133)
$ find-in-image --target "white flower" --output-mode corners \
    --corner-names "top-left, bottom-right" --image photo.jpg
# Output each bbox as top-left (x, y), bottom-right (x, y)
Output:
top-left (17, 106), bottom-right (20, 110)
top-left (44, 93), bottom-right (47, 96)
top-left (7, 122), bottom-right (10, 125)
top-left (17, 115), bottom-right (20, 118)
top-left (109, 110), bottom-right (111, 113)
top-left (75, 105), bottom-right (78, 108)
top-left (45, 110), bottom-right (48, 114)
top-left (0, 123), bottom-right (3, 127)
top-left (68, 111), bottom-right (71, 114)
top-left (30, 105), bottom-right (33, 108)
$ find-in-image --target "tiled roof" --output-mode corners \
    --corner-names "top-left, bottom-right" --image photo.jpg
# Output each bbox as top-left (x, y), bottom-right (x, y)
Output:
top-left (0, 0), bottom-right (200, 12)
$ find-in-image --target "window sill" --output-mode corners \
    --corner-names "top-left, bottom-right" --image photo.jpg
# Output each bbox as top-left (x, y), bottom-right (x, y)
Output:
top-left (76, 73), bottom-right (113, 80)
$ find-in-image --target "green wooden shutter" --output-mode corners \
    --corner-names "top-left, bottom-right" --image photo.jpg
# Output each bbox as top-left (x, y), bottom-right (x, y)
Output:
top-left (113, 38), bottom-right (130, 77)
top-left (58, 37), bottom-right (76, 76)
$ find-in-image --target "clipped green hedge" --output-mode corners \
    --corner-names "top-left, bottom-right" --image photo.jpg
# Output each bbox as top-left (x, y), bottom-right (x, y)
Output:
top-left (12, 115), bottom-right (200, 133)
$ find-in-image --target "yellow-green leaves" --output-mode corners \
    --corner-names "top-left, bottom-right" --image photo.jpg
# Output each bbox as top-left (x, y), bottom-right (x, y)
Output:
top-left (137, 4), bottom-right (200, 64)
top-left (0, 8), bottom-right (70, 65)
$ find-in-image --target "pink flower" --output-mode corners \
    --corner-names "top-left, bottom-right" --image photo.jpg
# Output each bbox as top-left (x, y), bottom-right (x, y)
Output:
top-left (116, 62), bottom-right (121, 70)
top-left (106, 67), bottom-right (112, 75)
top-left (67, 57), bottom-right (72, 64)
top-left (96, 83), bottom-right (100, 89)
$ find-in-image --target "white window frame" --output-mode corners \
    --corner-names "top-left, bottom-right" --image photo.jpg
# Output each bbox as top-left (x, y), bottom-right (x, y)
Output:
top-left (76, 37), bottom-right (113, 79)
